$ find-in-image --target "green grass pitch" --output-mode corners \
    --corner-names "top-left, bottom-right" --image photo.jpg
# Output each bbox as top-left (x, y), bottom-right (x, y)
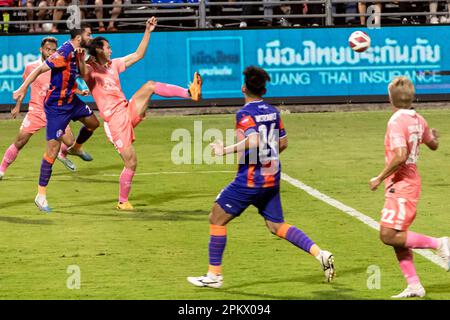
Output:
top-left (0, 109), bottom-right (449, 299)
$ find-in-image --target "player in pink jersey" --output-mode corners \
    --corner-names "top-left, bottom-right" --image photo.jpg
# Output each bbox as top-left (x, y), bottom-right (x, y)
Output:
top-left (78, 17), bottom-right (202, 211)
top-left (0, 37), bottom-right (90, 180)
top-left (369, 76), bottom-right (449, 298)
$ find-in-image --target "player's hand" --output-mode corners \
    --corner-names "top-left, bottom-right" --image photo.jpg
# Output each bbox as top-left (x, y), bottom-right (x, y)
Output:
top-left (13, 88), bottom-right (25, 102)
top-left (11, 103), bottom-right (20, 119)
top-left (369, 176), bottom-right (381, 191)
top-left (80, 89), bottom-right (90, 96)
top-left (76, 48), bottom-right (86, 61)
top-left (210, 140), bottom-right (225, 156)
top-left (146, 16), bottom-right (157, 32)
top-left (431, 128), bottom-right (439, 140)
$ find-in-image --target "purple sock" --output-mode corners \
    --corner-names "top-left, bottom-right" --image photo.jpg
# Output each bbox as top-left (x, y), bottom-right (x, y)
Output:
top-left (39, 158), bottom-right (53, 187)
top-left (209, 234), bottom-right (227, 267)
top-left (76, 126), bottom-right (93, 145)
top-left (285, 226), bottom-right (315, 254)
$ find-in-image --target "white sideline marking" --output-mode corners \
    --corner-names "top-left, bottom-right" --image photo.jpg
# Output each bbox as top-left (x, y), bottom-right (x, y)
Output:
top-left (281, 172), bottom-right (448, 270)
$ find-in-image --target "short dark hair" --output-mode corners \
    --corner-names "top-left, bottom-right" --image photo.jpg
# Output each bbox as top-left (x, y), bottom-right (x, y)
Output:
top-left (243, 66), bottom-right (271, 97)
top-left (70, 23), bottom-right (91, 39)
top-left (88, 36), bottom-right (109, 59)
top-left (41, 36), bottom-right (58, 47)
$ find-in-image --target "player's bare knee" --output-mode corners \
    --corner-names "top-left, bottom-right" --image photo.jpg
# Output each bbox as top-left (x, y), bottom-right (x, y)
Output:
top-left (264, 221), bottom-right (278, 235)
top-left (380, 230), bottom-right (395, 246)
top-left (145, 81), bottom-right (156, 93)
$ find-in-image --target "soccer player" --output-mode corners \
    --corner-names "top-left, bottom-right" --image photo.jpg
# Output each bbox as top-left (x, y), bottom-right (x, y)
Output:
top-left (0, 37), bottom-right (90, 180)
top-left (187, 66), bottom-right (335, 288)
top-left (78, 17), bottom-right (202, 211)
top-left (369, 76), bottom-right (450, 298)
top-left (13, 24), bottom-right (100, 212)
top-left (2, 37), bottom-right (74, 177)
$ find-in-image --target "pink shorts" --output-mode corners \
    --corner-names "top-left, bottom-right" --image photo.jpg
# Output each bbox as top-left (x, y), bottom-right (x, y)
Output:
top-left (20, 111), bottom-right (72, 137)
top-left (20, 112), bottom-right (46, 134)
top-left (103, 99), bottom-right (144, 153)
top-left (380, 196), bottom-right (418, 231)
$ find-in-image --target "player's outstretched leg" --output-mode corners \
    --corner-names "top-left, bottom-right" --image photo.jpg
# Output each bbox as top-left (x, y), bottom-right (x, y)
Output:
top-left (150, 72), bottom-right (202, 102)
top-left (56, 126), bottom-right (76, 172)
top-left (0, 132), bottom-right (32, 180)
top-left (131, 72), bottom-right (203, 119)
top-left (271, 221), bottom-right (336, 282)
top-left (187, 203), bottom-right (233, 288)
top-left (35, 140), bottom-right (61, 212)
top-left (67, 114), bottom-right (99, 161)
top-left (116, 145), bottom-right (137, 211)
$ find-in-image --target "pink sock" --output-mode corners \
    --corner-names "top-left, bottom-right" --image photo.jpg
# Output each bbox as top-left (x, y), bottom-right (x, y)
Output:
top-left (395, 248), bottom-right (420, 286)
top-left (154, 82), bottom-right (189, 99)
top-left (60, 144), bottom-right (69, 158)
top-left (119, 168), bottom-right (135, 203)
top-left (0, 144), bottom-right (19, 173)
top-left (405, 231), bottom-right (439, 249)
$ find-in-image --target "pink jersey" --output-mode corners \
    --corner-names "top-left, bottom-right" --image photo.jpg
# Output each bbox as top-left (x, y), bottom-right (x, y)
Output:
top-left (384, 109), bottom-right (434, 198)
top-left (23, 59), bottom-right (51, 114)
top-left (85, 58), bottom-right (127, 122)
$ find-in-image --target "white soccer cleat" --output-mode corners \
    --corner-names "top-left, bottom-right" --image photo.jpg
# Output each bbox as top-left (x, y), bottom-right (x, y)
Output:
top-left (187, 272), bottom-right (223, 289)
top-left (34, 194), bottom-right (52, 213)
top-left (391, 284), bottom-right (426, 299)
top-left (57, 153), bottom-right (76, 172)
top-left (436, 237), bottom-right (450, 271)
top-left (0, 171), bottom-right (4, 180)
top-left (318, 250), bottom-right (336, 282)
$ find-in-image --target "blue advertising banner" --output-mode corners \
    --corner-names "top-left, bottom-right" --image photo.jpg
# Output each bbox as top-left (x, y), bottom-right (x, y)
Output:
top-left (0, 26), bottom-right (449, 106)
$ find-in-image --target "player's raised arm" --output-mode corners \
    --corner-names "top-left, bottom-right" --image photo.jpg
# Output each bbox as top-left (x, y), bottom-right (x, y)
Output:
top-left (210, 133), bottom-right (259, 156)
top-left (76, 48), bottom-right (88, 80)
top-left (123, 17), bottom-right (157, 68)
top-left (13, 62), bottom-right (50, 104)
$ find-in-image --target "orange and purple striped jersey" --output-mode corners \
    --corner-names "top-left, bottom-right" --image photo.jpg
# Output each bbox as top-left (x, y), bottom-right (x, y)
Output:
top-left (233, 100), bottom-right (286, 188)
top-left (44, 41), bottom-right (79, 110)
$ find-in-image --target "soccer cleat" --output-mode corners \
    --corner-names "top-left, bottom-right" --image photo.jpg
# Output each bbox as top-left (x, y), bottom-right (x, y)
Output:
top-left (436, 237), bottom-right (450, 271)
top-left (188, 72), bottom-right (202, 101)
top-left (187, 272), bottom-right (223, 289)
top-left (67, 148), bottom-right (93, 161)
top-left (57, 153), bottom-right (76, 172)
top-left (318, 250), bottom-right (336, 282)
top-left (391, 284), bottom-right (426, 299)
top-left (117, 201), bottom-right (134, 211)
top-left (0, 171), bottom-right (4, 180)
top-left (34, 194), bottom-right (52, 213)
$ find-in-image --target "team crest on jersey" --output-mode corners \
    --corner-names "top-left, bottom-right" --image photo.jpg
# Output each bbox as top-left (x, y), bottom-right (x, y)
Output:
top-left (115, 139), bottom-right (124, 149)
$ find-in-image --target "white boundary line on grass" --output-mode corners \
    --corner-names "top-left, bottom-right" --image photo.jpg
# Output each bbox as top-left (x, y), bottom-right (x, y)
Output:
top-left (281, 172), bottom-right (448, 270)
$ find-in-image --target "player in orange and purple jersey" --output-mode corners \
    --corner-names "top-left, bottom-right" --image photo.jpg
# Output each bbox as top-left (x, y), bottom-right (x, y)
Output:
top-left (187, 66), bottom-right (335, 288)
top-left (0, 37), bottom-right (90, 179)
top-left (369, 76), bottom-right (449, 298)
top-left (79, 17), bottom-right (202, 211)
top-left (13, 24), bottom-right (99, 212)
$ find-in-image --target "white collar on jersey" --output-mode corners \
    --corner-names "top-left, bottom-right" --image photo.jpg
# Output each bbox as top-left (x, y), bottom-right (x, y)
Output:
top-left (244, 99), bottom-right (263, 107)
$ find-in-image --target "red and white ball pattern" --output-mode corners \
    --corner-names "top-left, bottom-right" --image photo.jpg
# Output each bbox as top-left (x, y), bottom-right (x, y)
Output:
top-left (348, 31), bottom-right (371, 53)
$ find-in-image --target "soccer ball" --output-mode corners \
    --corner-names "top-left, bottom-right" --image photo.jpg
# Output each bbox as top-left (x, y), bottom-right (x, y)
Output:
top-left (42, 23), bottom-right (53, 33)
top-left (348, 31), bottom-right (371, 53)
